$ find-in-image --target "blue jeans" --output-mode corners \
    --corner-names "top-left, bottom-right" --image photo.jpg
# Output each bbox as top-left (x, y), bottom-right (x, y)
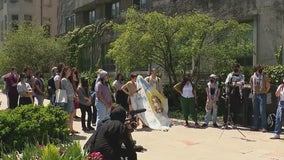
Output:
top-left (95, 100), bottom-right (110, 129)
top-left (204, 100), bottom-right (218, 124)
top-left (253, 94), bottom-right (267, 129)
top-left (274, 103), bottom-right (284, 135)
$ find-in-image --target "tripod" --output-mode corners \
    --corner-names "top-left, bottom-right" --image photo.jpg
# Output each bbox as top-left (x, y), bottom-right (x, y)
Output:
top-left (219, 88), bottom-right (246, 139)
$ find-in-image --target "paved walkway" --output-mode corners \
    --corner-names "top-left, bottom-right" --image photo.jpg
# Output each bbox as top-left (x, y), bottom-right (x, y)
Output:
top-left (0, 92), bottom-right (283, 160)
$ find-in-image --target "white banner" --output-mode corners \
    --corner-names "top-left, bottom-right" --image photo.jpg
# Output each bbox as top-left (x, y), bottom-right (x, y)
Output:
top-left (130, 75), bottom-right (170, 131)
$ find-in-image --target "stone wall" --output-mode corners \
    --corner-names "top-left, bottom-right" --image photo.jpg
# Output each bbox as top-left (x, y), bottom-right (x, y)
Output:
top-left (152, 0), bottom-right (284, 65)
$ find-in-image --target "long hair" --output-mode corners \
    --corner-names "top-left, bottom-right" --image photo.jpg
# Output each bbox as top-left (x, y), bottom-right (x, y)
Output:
top-left (60, 66), bottom-right (71, 79)
top-left (115, 73), bottom-right (123, 81)
top-left (181, 75), bottom-right (192, 89)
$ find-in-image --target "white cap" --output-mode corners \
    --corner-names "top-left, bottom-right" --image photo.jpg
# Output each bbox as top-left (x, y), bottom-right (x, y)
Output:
top-left (209, 74), bottom-right (217, 79)
top-left (98, 70), bottom-right (108, 79)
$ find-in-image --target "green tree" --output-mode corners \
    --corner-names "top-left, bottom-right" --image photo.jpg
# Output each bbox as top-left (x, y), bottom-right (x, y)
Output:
top-left (108, 9), bottom-right (253, 84)
top-left (0, 23), bottom-right (68, 74)
top-left (64, 22), bottom-right (112, 71)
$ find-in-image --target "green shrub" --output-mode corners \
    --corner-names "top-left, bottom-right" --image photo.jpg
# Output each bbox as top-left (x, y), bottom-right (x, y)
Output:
top-left (1, 142), bottom-right (86, 160)
top-left (42, 144), bottom-right (61, 160)
top-left (0, 105), bottom-right (69, 153)
top-left (264, 65), bottom-right (284, 85)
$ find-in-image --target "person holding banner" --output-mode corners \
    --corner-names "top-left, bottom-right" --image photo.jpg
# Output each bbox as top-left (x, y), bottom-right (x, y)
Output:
top-left (121, 73), bottom-right (148, 128)
top-left (121, 73), bottom-right (141, 111)
top-left (174, 74), bottom-right (200, 128)
top-left (145, 68), bottom-right (163, 94)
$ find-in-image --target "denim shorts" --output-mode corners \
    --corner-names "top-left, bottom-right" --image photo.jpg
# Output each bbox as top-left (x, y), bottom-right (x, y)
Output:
top-left (63, 100), bottom-right (74, 114)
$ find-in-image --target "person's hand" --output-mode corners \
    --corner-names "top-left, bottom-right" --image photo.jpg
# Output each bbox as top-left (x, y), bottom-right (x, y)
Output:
top-left (281, 84), bottom-right (284, 89)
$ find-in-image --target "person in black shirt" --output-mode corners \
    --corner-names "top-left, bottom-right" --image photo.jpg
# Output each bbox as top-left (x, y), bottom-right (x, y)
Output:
top-left (223, 63), bottom-right (245, 129)
top-left (84, 105), bottom-right (137, 160)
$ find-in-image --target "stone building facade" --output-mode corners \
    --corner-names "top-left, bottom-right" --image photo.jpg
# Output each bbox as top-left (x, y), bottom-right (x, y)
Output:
top-left (0, 0), bottom-right (58, 43)
top-left (57, 0), bottom-right (284, 70)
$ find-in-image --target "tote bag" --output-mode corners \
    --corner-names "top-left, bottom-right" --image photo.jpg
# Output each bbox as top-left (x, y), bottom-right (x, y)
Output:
top-left (55, 89), bottom-right (67, 104)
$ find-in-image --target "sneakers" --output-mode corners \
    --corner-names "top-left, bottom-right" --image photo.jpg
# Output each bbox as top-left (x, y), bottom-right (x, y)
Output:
top-left (250, 128), bottom-right (259, 131)
top-left (194, 122), bottom-right (200, 128)
top-left (261, 128), bottom-right (268, 133)
top-left (201, 123), bottom-right (208, 128)
top-left (222, 124), bottom-right (228, 129)
top-left (82, 127), bottom-right (89, 132)
top-left (88, 126), bottom-right (95, 130)
top-left (184, 122), bottom-right (189, 127)
top-left (270, 134), bottom-right (280, 139)
top-left (232, 124), bottom-right (237, 129)
top-left (213, 123), bottom-right (219, 128)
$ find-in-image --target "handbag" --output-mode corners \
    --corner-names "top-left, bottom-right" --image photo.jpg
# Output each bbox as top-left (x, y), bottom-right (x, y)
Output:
top-left (55, 89), bottom-right (67, 104)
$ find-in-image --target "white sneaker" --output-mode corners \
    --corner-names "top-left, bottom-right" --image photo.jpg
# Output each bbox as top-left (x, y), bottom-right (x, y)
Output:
top-left (232, 125), bottom-right (237, 129)
top-left (270, 134), bottom-right (280, 139)
top-left (221, 124), bottom-right (228, 129)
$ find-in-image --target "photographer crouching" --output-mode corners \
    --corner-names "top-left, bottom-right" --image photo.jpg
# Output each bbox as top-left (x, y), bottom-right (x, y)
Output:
top-left (84, 104), bottom-right (145, 160)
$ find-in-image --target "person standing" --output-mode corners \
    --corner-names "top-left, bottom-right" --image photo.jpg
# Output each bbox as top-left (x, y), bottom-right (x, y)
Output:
top-left (70, 67), bottom-right (80, 119)
top-left (112, 73), bottom-right (128, 110)
top-left (34, 70), bottom-right (45, 106)
top-left (145, 68), bottom-right (163, 94)
top-left (121, 73), bottom-right (141, 111)
top-left (173, 74), bottom-right (200, 128)
top-left (23, 66), bottom-right (35, 103)
top-left (95, 70), bottom-right (112, 129)
top-left (201, 74), bottom-right (221, 128)
top-left (249, 65), bottom-right (270, 132)
top-left (60, 66), bottom-right (78, 135)
top-left (223, 63), bottom-right (245, 129)
top-left (47, 66), bottom-right (57, 105)
top-left (270, 79), bottom-right (284, 139)
top-left (17, 73), bottom-right (33, 106)
top-left (78, 76), bottom-right (94, 132)
top-left (6, 67), bottom-right (19, 109)
top-left (54, 63), bottom-right (65, 90)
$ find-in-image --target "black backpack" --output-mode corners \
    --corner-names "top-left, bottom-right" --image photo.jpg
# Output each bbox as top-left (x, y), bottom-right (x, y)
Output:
top-left (47, 77), bottom-right (56, 99)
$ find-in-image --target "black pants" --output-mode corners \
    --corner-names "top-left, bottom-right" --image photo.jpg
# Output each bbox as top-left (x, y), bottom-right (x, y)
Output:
top-left (92, 105), bottom-right (97, 124)
top-left (19, 97), bottom-right (32, 106)
top-left (79, 103), bottom-right (92, 128)
top-left (8, 93), bottom-right (18, 109)
top-left (223, 94), bottom-right (242, 124)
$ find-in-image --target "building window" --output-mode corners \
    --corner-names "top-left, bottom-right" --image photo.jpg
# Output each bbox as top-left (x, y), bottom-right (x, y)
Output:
top-left (111, 2), bottom-right (119, 18)
top-left (65, 15), bottom-right (75, 32)
top-left (43, 0), bottom-right (51, 6)
top-left (24, 15), bottom-right (32, 22)
top-left (10, 0), bottom-right (18, 3)
top-left (43, 24), bottom-right (50, 35)
top-left (0, 0), bottom-right (3, 9)
top-left (140, 0), bottom-right (146, 9)
top-left (89, 10), bottom-right (96, 24)
top-left (11, 14), bottom-right (18, 21)
top-left (11, 14), bottom-right (18, 30)
top-left (4, 15), bottom-right (7, 30)
top-left (133, 0), bottom-right (146, 9)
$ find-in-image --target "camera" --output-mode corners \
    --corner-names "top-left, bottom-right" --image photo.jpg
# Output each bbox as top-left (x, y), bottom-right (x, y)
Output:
top-left (125, 108), bottom-right (146, 132)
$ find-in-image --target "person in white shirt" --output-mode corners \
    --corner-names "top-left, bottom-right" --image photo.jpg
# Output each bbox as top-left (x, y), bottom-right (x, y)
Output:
top-left (270, 79), bottom-right (284, 139)
top-left (145, 68), bottom-right (163, 94)
top-left (173, 74), bottom-right (200, 128)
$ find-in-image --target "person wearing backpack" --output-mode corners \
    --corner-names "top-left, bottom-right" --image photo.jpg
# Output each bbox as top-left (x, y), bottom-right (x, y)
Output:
top-left (47, 67), bottom-right (57, 105)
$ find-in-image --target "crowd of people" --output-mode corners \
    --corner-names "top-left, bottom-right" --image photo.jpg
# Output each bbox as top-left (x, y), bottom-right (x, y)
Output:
top-left (1, 62), bottom-right (283, 159)
top-left (173, 63), bottom-right (282, 140)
